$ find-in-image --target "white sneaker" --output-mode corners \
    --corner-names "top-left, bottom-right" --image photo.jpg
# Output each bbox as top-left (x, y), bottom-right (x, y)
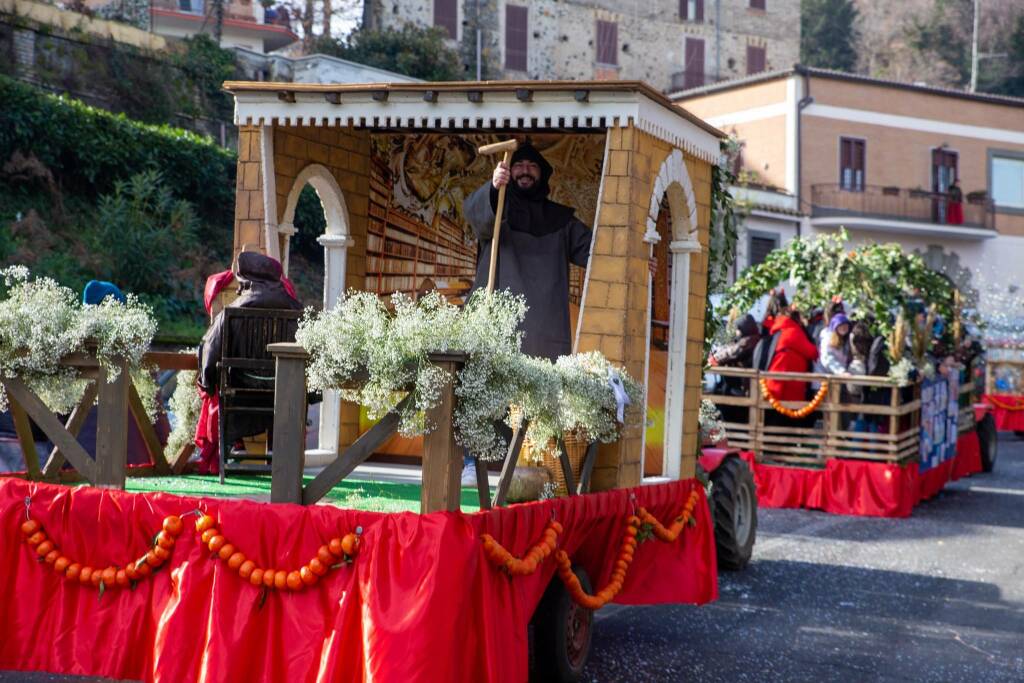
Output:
top-left (460, 463), bottom-right (477, 487)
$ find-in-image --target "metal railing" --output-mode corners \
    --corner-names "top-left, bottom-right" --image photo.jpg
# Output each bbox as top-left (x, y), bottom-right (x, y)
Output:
top-left (151, 0), bottom-right (259, 23)
top-left (811, 184), bottom-right (995, 231)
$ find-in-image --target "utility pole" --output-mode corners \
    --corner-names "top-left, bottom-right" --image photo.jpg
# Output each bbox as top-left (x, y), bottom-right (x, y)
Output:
top-left (970, 0), bottom-right (980, 92)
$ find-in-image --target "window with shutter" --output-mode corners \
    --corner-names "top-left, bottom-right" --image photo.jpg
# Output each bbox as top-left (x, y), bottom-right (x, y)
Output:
top-left (505, 5), bottom-right (528, 71)
top-left (684, 38), bottom-right (705, 89)
top-left (434, 0), bottom-right (457, 40)
top-left (749, 234), bottom-right (779, 266)
top-left (596, 20), bottom-right (618, 65)
top-left (839, 137), bottom-right (866, 191)
top-left (680, 0), bottom-right (703, 22)
top-left (750, 0), bottom-right (766, 10)
top-left (746, 45), bottom-right (766, 74)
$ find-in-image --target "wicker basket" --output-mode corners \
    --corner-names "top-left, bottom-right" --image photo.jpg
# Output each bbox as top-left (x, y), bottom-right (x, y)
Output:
top-left (538, 428), bottom-right (589, 496)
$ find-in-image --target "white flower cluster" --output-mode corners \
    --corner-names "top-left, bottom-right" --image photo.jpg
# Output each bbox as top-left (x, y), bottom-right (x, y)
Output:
top-left (297, 290), bottom-right (641, 461)
top-left (887, 357), bottom-right (915, 384)
top-left (0, 267), bottom-right (157, 414)
top-left (698, 399), bottom-right (727, 445)
top-left (164, 369), bottom-right (203, 460)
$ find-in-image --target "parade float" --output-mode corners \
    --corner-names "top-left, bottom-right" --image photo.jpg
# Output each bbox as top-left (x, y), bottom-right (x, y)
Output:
top-left (975, 280), bottom-right (1024, 435)
top-left (702, 231), bottom-right (994, 518)
top-left (0, 80), bottom-right (747, 682)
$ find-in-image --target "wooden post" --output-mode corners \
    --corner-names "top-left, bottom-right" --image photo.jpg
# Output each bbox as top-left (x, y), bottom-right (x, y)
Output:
top-left (268, 342), bottom-right (310, 505)
top-left (7, 392), bottom-right (41, 480)
top-left (421, 352), bottom-right (467, 513)
top-left (95, 357), bottom-right (129, 489)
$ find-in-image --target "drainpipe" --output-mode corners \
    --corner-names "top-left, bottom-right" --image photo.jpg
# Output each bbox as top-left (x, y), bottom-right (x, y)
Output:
top-left (715, 0), bottom-right (721, 81)
top-left (475, 0), bottom-right (482, 80)
top-left (795, 66), bottom-right (813, 236)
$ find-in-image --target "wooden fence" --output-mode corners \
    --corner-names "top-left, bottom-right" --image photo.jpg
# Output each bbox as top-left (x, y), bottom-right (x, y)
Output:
top-left (3, 350), bottom-right (197, 486)
top-left (703, 367), bottom-right (921, 468)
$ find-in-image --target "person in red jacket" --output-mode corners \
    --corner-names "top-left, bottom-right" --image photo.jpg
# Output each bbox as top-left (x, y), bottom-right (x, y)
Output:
top-left (765, 310), bottom-right (819, 404)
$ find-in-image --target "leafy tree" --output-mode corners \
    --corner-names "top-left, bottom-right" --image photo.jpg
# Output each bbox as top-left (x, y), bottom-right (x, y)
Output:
top-left (94, 170), bottom-right (199, 297)
top-left (311, 24), bottom-right (466, 81)
top-left (172, 35), bottom-right (241, 121)
top-left (801, 0), bottom-right (860, 71)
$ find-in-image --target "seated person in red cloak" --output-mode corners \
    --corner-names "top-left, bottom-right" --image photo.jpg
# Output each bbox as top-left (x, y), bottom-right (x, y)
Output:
top-left (193, 251), bottom-right (299, 474)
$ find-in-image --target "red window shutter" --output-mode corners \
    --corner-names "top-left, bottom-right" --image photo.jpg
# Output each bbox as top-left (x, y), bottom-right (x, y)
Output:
top-left (696, 0), bottom-right (704, 21)
top-left (746, 45), bottom-right (766, 74)
top-left (596, 20), bottom-right (618, 65)
top-left (505, 5), bottom-right (528, 71)
top-left (680, 0), bottom-right (688, 20)
top-left (684, 38), bottom-right (705, 89)
top-left (434, 0), bottom-right (457, 40)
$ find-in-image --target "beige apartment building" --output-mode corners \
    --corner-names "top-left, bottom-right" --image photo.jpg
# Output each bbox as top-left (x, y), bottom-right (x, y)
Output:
top-left (674, 66), bottom-right (1024, 302)
top-left (362, 0), bottom-right (800, 93)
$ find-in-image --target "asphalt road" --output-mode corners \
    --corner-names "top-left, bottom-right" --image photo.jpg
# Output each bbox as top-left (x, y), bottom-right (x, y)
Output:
top-left (585, 433), bottom-right (1024, 683)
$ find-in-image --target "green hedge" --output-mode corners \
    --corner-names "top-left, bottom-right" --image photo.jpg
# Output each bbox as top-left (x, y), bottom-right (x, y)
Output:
top-left (0, 75), bottom-right (236, 237)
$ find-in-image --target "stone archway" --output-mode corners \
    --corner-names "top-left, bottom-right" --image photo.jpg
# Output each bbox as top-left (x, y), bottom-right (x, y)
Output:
top-left (279, 163), bottom-right (353, 463)
top-left (641, 150), bottom-right (701, 480)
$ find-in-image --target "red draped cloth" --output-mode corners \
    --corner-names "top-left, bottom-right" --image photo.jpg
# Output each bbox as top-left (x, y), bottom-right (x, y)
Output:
top-left (739, 430), bottom-right (983, 518)
top-left (0, 477), bottom-right (716, 682)
top-left (981, 394), bottom-right (1024, 431)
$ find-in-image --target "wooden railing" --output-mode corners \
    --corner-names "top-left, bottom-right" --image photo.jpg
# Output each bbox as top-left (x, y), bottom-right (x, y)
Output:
top-left (3, 350), bottom-right (197, 485)
top-left (703, 367), bottom-right (921, 468)
top-left (267, 343), bottom-right (597, 512)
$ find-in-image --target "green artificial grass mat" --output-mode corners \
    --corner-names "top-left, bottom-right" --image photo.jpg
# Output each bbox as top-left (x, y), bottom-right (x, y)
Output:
top-left (122, 474), bottom-right (481, 513)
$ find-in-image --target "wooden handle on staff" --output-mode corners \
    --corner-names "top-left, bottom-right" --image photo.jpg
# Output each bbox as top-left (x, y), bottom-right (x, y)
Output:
top-left (486, 149), bottom-right (512, 294)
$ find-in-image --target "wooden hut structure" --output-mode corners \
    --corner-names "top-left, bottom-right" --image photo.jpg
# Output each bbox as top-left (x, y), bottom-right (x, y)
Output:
top-left (223, 80), bottom-right (724, 490)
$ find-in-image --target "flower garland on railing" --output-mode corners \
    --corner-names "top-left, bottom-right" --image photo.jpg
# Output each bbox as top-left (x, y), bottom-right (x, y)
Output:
top-left (297, 290), bottom-right (642, 462)
top-left (759, 379), bottom-right (829, 419)
top-left (985, 395), bottom-right (1024, 411)
top-left (479, 489), bottom-right (703, 610)
top-left (0, 266), bottom-right (158, 415)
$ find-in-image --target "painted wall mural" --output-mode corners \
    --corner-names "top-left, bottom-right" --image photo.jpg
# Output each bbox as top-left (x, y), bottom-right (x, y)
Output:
top-left (365, 132), bottom-right (605, 301)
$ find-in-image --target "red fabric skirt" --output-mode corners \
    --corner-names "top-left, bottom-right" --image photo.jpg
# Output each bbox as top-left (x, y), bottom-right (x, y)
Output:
top-left (981, 394), bottom-right (1024, 431)
top-left (740, 430), bottom-right (983, 518)
top-left (0, 477), bottom-right (716, 682)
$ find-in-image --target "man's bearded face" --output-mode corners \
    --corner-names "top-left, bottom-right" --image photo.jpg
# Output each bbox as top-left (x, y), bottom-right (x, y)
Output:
top-left (511, 160), bottom-right (541, 189)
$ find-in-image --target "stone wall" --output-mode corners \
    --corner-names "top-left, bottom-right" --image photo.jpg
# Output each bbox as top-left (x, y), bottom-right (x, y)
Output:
top-left (369, 0), bottom-right (800, 92)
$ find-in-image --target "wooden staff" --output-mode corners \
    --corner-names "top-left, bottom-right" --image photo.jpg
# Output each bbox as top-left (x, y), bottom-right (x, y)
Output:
top-left (476, 139), bottom-right (519, 293)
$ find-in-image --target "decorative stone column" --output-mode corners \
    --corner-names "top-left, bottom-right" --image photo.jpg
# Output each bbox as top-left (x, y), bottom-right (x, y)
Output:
top-left (312, 232), bottom-right (355, 462)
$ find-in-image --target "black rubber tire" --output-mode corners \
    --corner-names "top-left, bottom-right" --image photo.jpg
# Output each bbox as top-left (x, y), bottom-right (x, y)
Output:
top-left (977, 413), bottom-right (998, 473)
top-left (710, 456), bottom-right (757, 571)
top-left (530, 566), bottom-right (593, 683)
top-left (1015, 431), bottom-right (1024, 440)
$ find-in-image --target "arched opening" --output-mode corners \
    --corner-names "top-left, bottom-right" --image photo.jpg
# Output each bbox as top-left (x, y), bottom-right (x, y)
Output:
top-left (278, 163), bottom-right (353, 464)
top-left (641, 151), bottom-right (700, 480)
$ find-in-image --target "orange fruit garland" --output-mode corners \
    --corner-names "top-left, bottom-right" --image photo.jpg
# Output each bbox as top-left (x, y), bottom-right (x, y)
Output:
top-left (19, 514), bottom-right (185, 592)
top-left (759, 378), bottom-right (828, 419)
top-left (481, 491), bottom-right (704, 611)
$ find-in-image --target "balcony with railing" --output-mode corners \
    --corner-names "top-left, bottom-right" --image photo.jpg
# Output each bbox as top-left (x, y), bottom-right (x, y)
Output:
top-left (150, 0), bottom-right (296, 51)
top-left (810, 184), bottom-right (996, 239)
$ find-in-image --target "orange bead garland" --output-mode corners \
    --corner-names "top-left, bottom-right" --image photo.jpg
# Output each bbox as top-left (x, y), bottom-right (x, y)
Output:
top-left (986, 395), bottom-right (1024, 411)
top-left (20, 515), bottom-right (184, 592)
top-left (481, 520), bottom-right (563, 576)
top-left (759, 378), bottom-right (828, 419)
top-left (482, 491), bottom-right (704, 611)
top-left (191, 514), bottom-right (360, 592)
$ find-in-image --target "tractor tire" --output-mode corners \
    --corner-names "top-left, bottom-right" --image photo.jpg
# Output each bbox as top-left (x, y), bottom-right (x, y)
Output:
top-left (1015, 431), bottom-right (1024, 440)
top-left (977, 413), bottom-right (998, 473)
top-left (710, 456), bottom-right (757, 571)
top-left (530, 566), bottom-right (593, 683)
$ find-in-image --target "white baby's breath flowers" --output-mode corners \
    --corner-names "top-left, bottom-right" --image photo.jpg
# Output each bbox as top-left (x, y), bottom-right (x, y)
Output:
top-left (297, 289), bottom-right (641, 461)
top-left (0, 267), bottom-right (158, 414)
